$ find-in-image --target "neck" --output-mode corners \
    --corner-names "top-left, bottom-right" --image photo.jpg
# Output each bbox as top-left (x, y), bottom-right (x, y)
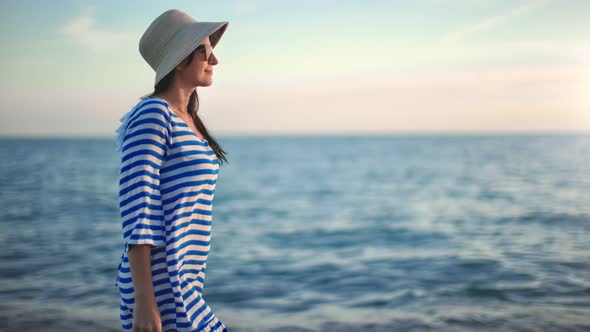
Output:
top-left (157, 81), bottom-right (195, 115)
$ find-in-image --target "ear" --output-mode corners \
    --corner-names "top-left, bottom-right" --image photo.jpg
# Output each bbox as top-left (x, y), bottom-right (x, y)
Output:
top-left (176, 58), bottom-right (187, 71)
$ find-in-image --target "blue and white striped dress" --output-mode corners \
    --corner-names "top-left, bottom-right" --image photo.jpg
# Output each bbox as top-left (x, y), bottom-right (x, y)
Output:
top-left (114, 96), bottom-right (228, 332)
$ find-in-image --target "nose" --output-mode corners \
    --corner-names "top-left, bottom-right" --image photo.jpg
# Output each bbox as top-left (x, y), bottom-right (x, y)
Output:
top-left (208, 52), bottom-right (219, 65)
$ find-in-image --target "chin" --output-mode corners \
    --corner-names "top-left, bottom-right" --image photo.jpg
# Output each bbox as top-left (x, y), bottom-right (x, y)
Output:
top-left (197, 79), bottom-right (213, 87)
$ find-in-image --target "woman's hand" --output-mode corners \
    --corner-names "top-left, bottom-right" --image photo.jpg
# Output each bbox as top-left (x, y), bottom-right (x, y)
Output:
top-left (132, 294), bottom-right (162, 332)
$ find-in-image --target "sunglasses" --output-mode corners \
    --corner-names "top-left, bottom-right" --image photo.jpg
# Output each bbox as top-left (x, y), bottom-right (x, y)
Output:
top-left (194, 44), bottom-right (216, 62)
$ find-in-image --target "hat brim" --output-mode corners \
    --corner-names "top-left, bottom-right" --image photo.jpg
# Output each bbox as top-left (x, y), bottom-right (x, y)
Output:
top-left (154, 21), bottom-right (229, 87)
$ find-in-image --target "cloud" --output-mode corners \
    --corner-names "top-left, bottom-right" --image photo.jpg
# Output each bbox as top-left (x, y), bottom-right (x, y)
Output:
top-left (439, 0), bottom-right (552, 44)
top-left (231, 2), bottom-right (257, 14)
top-left (60, 14), bottom-right (135, 52)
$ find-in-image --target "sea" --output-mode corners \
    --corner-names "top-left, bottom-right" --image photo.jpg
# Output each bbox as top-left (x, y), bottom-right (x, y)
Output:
top-left (0, 134), bottom-right (589, 332)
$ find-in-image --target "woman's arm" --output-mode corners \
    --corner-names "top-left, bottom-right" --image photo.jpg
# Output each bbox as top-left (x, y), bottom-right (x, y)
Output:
top-left (128, 244), bottom-right (162, 331)
top-left (118, 102), bottom-right (170, 331)
top-left (128, 244), bottom-right (157, 302)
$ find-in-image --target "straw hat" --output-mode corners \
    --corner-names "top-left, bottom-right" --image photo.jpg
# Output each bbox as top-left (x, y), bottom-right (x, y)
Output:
top-left (139, 9), bottom-right (229, 87)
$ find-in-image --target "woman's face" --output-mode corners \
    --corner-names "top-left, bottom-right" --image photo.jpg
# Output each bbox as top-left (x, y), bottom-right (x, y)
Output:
top-left (176, 36), bottom-right (219, 87)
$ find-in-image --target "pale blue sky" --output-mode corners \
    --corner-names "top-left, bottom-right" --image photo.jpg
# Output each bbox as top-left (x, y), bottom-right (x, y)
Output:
top-left (0, 0), bottom-right (589, 136)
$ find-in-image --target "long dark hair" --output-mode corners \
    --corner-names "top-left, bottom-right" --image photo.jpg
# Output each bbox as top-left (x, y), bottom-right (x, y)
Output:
top-left (140, 50), bottom-right (228, 166)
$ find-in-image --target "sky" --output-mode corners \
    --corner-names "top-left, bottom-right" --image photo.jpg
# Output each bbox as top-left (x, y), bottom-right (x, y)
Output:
top-left (0, 0), bottom-right (589, 137)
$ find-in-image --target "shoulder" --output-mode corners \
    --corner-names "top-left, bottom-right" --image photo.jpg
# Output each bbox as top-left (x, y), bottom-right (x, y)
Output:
top-left (115, 97), bottom-right (172, 152)
top-left (128, 97), bottom-right (172, 127)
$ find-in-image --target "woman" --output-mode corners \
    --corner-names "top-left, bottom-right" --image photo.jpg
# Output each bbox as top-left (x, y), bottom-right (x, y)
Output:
top-left (114, 9), bottom-right (230, 332)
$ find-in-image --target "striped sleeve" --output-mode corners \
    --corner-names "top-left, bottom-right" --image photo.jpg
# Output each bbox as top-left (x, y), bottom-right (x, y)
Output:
top-left (118, 103), bottom-right (170, 250)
